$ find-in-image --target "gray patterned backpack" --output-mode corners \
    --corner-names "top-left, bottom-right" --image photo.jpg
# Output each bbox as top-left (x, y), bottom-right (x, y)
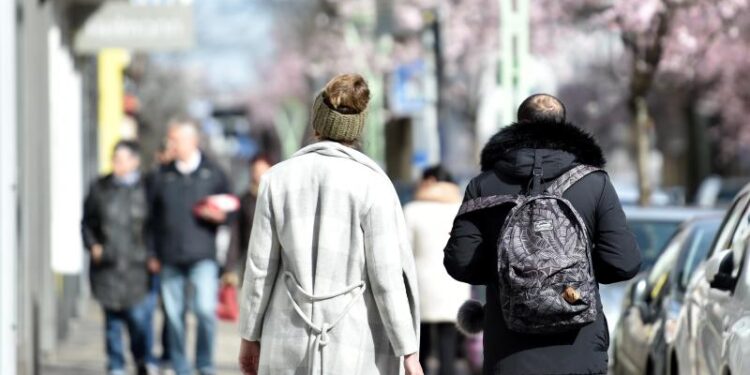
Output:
top-left (458, 162), bottom-right (603, 334)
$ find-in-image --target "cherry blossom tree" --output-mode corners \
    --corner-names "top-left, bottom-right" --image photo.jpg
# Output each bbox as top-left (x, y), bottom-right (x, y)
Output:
top-left (536, 0), bottom-right (750, 203)
top-left (252, 0), bottom-right (499, 171)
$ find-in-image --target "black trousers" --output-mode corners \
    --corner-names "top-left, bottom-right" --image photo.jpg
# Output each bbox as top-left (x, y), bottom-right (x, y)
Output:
top-left (420, 322), bottom-right (458, 375)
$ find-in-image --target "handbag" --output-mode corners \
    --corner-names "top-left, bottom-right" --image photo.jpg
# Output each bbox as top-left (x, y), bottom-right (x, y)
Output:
top-left (216, 284), bottom-right (239, 322)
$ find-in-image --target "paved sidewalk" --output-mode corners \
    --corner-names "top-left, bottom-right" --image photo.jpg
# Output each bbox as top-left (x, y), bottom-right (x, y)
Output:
top-left (43, 300), bottom-right (474, 375)
top-left (42, 300), bottom-right (242, 375)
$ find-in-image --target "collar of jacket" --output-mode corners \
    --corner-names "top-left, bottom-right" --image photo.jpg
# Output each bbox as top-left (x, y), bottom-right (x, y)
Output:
top-left (167, 151), bottom-right (209, 176)
top-left (104, 173), bottom-right (143, 188)
top-left (480, 120), bottom-right (606, 172)
top-left (292, 141), bottom-right (387, 178)
top-left (414, 182), bottom-right (462, 203)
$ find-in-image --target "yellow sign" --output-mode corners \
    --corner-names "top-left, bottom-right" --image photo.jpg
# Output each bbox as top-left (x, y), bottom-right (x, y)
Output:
top-left (97, 49), bottom-right (129, 173)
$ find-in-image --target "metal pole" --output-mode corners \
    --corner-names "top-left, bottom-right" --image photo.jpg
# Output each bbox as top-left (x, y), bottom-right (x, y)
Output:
top-left (0, 0), bottom-right (19, 371)
top-left (499, 0), bottom-right (530, 126)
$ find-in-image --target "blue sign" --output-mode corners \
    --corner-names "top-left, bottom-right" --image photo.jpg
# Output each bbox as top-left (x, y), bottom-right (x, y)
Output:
top-left (390, 60), bottom-right (426, 115)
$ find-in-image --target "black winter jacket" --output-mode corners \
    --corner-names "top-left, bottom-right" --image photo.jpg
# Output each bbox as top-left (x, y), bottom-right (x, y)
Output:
top-left (149, 155), bottom-right (231, 266)
top-left (444, 120), bottom-right (641, 375)
top-left (225, 190), bottom-right (257, 273)
top-left (82, 174), bottom-right (150, 310)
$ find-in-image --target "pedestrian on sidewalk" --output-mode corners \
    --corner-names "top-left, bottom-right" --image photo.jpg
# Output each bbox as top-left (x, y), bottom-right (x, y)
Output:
top-left (404, 165), bottom-right (470, 375)
top-left (145, 139), bottom-right (177, 368)
top-left (444, 94), bottom-right (641, 375)
top-left (148, 119), bottom-right (232, 375)
top-left (81, 140), bottom-right (157, 375)
top-left (222, 153), bottom-right (275, 288)
top-left (238, 74), bottom-right (424, 375)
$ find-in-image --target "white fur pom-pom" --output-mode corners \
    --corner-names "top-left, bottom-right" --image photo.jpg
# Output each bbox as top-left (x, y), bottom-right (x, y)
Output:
top-left (456, 300), bottom-right (485, 336)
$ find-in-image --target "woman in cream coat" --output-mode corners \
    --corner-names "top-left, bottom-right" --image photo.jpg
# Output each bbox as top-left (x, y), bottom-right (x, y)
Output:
top-left (238, 74), bottom-right (423, 375)
top-left (404, 165), bottom-right (471, 375)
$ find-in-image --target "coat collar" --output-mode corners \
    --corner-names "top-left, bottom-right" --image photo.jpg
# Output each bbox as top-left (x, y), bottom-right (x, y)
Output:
top-left (414, 182), bottom-right (462, 204)
top-left (292, 141), bottom-right (387, 177)
top-left (480, 120), bottom-right (606, 172)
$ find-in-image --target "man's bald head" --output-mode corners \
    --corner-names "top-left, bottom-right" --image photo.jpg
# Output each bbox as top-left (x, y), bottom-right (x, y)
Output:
top-left (517, 94), bottom-right (566, 123)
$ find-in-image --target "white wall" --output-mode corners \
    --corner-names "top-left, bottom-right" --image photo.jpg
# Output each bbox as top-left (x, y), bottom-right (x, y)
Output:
top-left (48, 25), bottom-right (84, 275)
top-left (0, 0), bottom-right (18, 371)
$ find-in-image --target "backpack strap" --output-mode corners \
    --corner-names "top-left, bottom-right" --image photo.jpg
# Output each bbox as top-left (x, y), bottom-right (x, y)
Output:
top-left (545, 165), bottom-right (604, 196)
top-left (458, 194), bottom-right (519, 216)
top-left (529, 150), bottom-right (545, 196)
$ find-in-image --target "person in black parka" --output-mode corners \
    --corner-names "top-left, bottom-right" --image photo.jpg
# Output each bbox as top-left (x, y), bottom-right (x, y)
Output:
top-left (82, 141), bottom-right (156, 375)
top-left (444, 94), bottom-right (641, 375)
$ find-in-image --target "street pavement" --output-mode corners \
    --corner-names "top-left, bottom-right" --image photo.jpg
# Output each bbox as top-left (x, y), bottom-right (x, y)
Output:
top-left (43, 299), bottom-right (473, 375)
top-left (42, 299), bottom-right (242, 375)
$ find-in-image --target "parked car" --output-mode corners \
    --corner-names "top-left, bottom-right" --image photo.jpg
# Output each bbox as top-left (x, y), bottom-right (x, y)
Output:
top-left (695, 176), bottom-right (750, 208)
top-left (601, 206), bottom-right (722, 342)
top-left (611, 216), bottom-right (722, 375)
top-left (674, 183), bottom-right (750, 375)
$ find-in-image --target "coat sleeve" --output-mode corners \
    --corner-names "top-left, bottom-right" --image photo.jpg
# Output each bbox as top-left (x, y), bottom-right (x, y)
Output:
top-left (81, 181), bottom-right (101, 250)
top-left (143, 171), bottom-right (158, 259)
top-left (403, 204), bottom-right (417, 256)
top-left (443, 180), bottom-right (494, 285)
top-left (362, 180), bottom-right (419, 357)
top-left (591, 174), bottom-right (642, 284)
top-left (225, 212), bottom-right (243, 273)
top-left (239, 176), bottom-right (281, 341)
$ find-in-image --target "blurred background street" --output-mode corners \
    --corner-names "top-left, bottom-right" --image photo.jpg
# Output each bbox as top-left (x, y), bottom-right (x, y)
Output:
top-left (41, 306), bottom-right (242, 375)
top-left (1, 0), bottom-right (750, 374)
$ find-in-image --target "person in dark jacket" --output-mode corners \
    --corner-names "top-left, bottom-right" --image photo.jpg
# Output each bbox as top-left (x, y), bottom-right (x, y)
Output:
top-left (444, 94), bottom-right (641, 375)
top-left (82, 140), bottom-right (156, 375)
top-left (221, 153), bottom-right (274, 287)
top-left (148, 119), bottom-right (231, 375)
top-left (146, 139), bottom-right (177, 367)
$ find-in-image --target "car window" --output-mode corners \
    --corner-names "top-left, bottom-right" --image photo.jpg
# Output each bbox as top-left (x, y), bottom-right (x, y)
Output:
top-left (728, 205), bottom-right (750, 277)
top-left (710, 193), bottom-right (750, 257)
top-left (629, 220), bottom-right (682, 270)
top-left (648, 228), bottom-right (687, 286)
top-left (676, 220), bottom-right (721, 291)
top-left (646, 228), bottom-right (687, 300)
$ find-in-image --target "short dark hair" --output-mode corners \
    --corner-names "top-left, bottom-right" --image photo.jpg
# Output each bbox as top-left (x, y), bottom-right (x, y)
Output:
top-left (113, 140), bottom-right (141, 157)
top-left (517, 94), bottom-right (566, 123)
top-left (422, 164), bottom-right (454, 183)
top-left (250, 152), bottom-right (276, 167)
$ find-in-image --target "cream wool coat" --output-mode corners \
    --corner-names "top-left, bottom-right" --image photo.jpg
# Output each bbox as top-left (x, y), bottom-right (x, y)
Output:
top-left (240, 141), bottom-right (420, 375)
top-left (403, 184), bottom-right (471, 323)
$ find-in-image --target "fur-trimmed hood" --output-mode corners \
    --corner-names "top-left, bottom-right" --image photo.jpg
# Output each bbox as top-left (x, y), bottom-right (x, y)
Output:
top-left (480, 120), bottom-right (606, 173)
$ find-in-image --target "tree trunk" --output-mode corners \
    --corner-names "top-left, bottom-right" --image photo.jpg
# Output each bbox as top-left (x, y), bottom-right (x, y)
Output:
top-left (634, 97), bottom-right (653, 206)
top-left (684, 91), bottom-right (711, 202)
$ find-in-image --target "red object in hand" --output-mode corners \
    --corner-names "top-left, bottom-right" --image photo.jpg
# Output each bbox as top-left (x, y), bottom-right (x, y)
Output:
top-left (193, 194), bottom-right (240, 219)
top-left (217, 284), bottom-right (239, 322)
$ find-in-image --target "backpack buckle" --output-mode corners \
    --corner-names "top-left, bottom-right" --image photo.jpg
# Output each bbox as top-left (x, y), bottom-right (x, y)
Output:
top-left (529, 167), bottom-right (544, 195)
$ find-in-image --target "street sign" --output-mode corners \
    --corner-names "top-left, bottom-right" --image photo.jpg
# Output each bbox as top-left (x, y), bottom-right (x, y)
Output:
top-left (389, 60), bottom-right (427, 116)
top-left (72, 3), bottom-right (194, 53)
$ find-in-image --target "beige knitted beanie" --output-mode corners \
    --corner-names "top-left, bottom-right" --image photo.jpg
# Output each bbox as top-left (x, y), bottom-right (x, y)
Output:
top-left (311, 74), bottom-right (370, 143)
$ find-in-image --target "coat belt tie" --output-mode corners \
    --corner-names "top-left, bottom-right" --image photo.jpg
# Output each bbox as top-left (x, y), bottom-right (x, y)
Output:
top-left (283, 271), bottom-right (367, 375)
